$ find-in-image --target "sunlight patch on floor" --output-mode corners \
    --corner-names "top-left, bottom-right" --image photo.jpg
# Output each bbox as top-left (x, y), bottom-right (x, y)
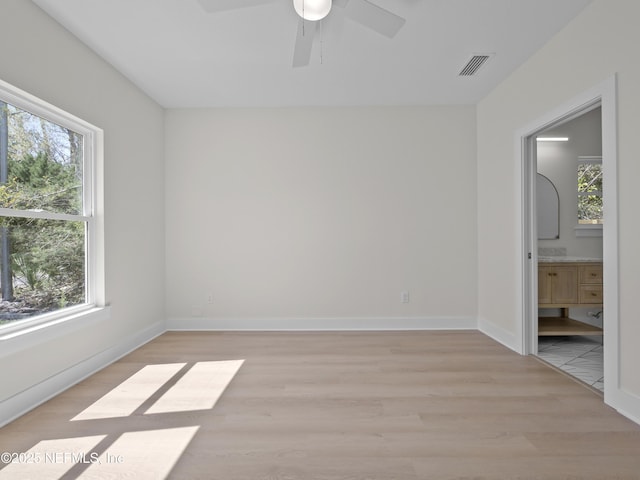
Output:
top-left (72, 363), bottom-right (187, 421)
top-left (77, 426), bottom-right (200, 480)
top-left (146, 360), bottom-right (245, 414)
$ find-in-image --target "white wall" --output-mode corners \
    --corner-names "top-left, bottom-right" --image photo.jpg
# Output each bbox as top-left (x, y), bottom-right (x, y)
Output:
top-left (0, 0), bottom-right (165, 415)
top-left (478, 0), bottom-right (640, 410)
top-left (537, 107), bottom-right (603, 258)
top-left (165, 107), bottom-right (477, 329)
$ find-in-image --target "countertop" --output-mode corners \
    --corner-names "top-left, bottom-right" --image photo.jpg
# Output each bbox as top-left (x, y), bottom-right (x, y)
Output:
top-left (538, 256), bottom-right (603, 263)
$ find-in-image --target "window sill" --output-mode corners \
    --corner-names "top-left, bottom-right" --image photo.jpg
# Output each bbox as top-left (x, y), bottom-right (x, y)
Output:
top-left (0, 305), bottom-right (111, 358)
top-left (575, 224), bottom-right (603, 237)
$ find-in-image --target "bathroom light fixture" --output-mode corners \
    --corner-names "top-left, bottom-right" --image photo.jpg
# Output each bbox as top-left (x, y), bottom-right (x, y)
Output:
top-left (536, 137), bottom-right (569, 142)
top-left (293, 0), bottom-right (332, 21)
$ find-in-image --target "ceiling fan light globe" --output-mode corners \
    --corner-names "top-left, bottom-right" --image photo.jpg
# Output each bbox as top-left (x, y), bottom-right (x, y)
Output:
top-left (293, 0), bottom-right (332, 21)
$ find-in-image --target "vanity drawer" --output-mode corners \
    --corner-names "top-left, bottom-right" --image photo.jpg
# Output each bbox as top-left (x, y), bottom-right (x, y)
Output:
top-left (580, 265), bottom-right (603, 284)
top-left (579, 284), bottom-right (603, 304)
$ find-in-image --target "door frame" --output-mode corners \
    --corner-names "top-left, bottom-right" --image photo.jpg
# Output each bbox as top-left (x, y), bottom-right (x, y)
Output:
top-left (517, 75), bottom-right (619, 404)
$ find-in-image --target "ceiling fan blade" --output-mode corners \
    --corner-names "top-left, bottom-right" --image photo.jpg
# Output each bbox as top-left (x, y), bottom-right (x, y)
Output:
top-left (343, 0), bottom-right (405, 38)
top-left (292, 19), bottom-right (317, 68)
top-left (197, 0), bottom-right (275, 13)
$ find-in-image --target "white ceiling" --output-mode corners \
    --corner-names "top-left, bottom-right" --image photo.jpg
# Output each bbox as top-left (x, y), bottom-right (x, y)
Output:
top-left (32, 0), bottom-right (592, 108)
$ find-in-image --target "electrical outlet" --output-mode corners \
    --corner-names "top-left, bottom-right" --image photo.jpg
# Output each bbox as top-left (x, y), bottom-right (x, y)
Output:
top-left (207, 293), bottom-right (214, 304)
top-left (401, 291), bottom-right (410, 303)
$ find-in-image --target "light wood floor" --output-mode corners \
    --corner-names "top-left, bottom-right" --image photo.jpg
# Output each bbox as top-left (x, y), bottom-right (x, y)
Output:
top-left (1, 331), bottom-right (639, 479)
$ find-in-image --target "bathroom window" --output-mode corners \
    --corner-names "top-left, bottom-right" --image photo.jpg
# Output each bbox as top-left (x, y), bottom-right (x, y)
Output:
top-left (576, 156), bottom-right (602, 237)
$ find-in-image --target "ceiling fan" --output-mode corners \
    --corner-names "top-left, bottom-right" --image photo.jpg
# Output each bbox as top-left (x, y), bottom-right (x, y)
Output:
top-left (197, 0), bottom-right (406, 67)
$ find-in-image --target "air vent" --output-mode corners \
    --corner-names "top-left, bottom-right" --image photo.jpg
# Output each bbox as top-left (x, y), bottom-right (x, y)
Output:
top-left (459, 54), bottom-right (493, 76)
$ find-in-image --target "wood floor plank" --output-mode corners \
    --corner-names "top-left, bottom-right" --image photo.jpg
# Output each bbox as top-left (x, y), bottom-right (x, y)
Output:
top-left (0, 331), bottom-right (639, 479)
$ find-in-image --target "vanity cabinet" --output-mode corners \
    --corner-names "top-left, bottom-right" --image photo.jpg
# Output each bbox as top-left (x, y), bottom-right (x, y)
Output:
top-left (538, 265), bottom-right (578, 305)
top-left (538, 261), bottom-right (603, 336)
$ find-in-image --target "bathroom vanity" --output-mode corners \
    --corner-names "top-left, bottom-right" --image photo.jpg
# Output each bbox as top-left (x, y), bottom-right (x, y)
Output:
top-left (538, 257), bottom-right (603, 336)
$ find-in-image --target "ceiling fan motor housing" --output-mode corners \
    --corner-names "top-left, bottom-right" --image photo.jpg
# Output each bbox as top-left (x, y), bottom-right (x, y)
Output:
top-left (293, 0), bottom-right (332, 21)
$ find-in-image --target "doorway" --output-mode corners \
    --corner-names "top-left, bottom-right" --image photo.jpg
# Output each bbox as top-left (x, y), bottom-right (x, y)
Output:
top-left (519, 76), bottom-right (618, 403)
top-left (535, 106), bottom-right (604, 391)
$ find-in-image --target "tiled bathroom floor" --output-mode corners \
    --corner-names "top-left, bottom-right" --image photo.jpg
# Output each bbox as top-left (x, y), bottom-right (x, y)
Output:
top-left (537, 336), bottom-right (604, 392)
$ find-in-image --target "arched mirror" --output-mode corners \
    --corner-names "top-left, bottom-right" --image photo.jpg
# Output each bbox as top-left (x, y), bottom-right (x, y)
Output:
top-left (537, 173), bottom-right (559, 239)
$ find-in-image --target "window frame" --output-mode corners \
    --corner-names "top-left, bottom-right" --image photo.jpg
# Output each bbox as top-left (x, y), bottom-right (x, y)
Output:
top-left (575, 155), bottom-right (603, 238)
top-left (0, 78), bottom-right (105, 337)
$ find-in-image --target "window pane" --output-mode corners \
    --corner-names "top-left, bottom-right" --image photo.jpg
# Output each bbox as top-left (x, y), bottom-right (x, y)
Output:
top-left (578, 163), bottom-right (602, 194)
top-left (578, 194), bottom-right (603, 224)
top-left (0, 218), bottom-right (86, 324)
top-left (0, 103), bottom-right (83, 215)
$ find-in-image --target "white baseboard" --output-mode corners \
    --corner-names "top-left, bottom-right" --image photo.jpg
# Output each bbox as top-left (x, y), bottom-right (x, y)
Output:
top-left (167, 316), bottom-right (477, 332)
top-left (0, 321), bottom-right (165, 428)
top-left (478, 317), bottom-right (520, 353)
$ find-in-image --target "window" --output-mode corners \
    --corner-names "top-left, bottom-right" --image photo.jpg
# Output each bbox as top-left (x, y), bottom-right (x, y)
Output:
top-left (576, 155), bottom-right (602, 237)
top-left (0, 79), bottom-right (103, 332)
